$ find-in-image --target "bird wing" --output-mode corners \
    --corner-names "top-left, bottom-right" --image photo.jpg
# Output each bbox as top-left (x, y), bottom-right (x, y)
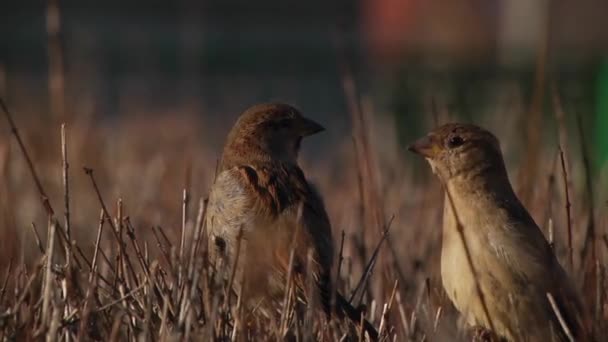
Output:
top-left (206, 164), bottom-right (334, 304)
top-left (486, 202), bottom-right (585, 340)
top-left (286, 165), bottom-right (334, 276)
top-left (286, 166), bottom-right (335, 309)
top-left (262, 163), bottom-right (335, 307)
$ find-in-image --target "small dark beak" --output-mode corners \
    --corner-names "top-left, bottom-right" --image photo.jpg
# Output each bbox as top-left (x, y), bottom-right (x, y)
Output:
top-left (408, 134), bottom-right (441, 158)
top-left (299, 117), bottom-right (325, 136)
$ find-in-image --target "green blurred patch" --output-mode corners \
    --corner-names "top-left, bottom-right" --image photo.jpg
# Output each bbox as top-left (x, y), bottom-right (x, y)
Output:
top-left (596, 60), bottom-right (608, 169)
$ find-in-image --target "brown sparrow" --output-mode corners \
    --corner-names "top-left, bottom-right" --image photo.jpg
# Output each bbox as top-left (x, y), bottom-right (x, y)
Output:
top-left (206, 103), bottom-right (377, 339)
top-left (409, 123), bottom-right (585, 341)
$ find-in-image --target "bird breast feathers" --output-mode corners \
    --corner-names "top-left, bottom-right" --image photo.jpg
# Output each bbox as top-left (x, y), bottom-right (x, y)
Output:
top-left (207, 168), bottom-right (259, 234)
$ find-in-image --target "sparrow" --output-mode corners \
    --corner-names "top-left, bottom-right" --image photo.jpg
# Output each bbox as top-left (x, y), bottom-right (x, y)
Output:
top-left (206, 103), bottom-right (377, 339)
top-left (409, 123), bottom-right (585, 341)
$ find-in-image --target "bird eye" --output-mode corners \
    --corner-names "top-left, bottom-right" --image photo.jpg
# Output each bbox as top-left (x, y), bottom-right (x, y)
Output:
top-left (268, 119), bottom-right (290, 130)
top-left (265, 121), bottom-right (280, 130)
top-left (278, 118), bottom-right (291, 128)
top-left (447, 135), bottom-right (464, 148)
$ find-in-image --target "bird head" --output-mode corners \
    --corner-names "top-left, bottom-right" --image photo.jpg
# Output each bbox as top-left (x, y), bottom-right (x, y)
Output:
top-left (408, 123), bottom-right (505, 182)
top-left (222, 103), bottom-right (324, 168)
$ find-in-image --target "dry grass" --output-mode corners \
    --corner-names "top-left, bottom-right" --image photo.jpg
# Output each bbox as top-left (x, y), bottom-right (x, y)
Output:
top-left (0, 82), bottom-right (605, 342)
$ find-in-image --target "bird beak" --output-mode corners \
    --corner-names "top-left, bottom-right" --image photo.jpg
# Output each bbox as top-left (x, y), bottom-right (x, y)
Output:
top-left (299, 117), bottom-right (325, 136)
top-left (408, 134), bottom-right (442, 158)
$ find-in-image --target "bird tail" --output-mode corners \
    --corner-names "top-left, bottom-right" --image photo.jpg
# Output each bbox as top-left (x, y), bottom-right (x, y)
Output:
top-left (330, 292), bottom-right (379, 341)
top-left (314, 267), bottom-right (379, 340)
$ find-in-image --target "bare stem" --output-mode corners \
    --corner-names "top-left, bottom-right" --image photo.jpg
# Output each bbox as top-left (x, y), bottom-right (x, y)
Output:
top-left (42, 218), bottom-right (57, 328)
top-left (443, 185), bottom-right (496, 332)
top-left (0, 96), bottom-right (54, 216)
top-left (61, 123), bottom-right (70, 267)
top-left (559, 146), bottom-right (574, 269)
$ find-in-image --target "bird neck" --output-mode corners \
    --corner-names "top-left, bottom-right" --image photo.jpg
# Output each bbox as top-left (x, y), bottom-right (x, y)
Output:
top-left (221, 142), bottom-right (298, 171)
top-left (219, 149), bottom-right (298, 171)
top-left (441, 166), bottom-right (512, 244)
top-left (221, 129), bottom-right (301, 170)
top-left (444, 161), bottom-right (518, 212)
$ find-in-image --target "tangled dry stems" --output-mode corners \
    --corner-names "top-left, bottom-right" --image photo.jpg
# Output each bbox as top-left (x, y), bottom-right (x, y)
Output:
top-left (0, 93), bottom-right (605, 341)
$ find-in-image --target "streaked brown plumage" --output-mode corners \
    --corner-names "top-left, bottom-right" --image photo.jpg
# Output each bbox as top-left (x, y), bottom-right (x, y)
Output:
top-left (206, 103), bottom-right (377, 339)
top-left (207, 103), bottom-right (331, 303)
top-left (409, 123), bottom-right (586, 341)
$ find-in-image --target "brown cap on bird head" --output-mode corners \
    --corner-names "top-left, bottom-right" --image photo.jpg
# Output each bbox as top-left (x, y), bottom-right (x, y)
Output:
top-left (221, 103), bottom-right (325, 169)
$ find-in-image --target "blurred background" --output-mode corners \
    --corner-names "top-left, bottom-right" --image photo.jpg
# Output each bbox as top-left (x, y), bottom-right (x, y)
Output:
top-left (2, 0), bottom-right (607, 150)
top-left (0, 1), bottom-right (607, 336)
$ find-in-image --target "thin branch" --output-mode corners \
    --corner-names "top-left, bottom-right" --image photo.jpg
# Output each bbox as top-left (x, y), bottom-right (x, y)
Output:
top-left (61, 123), bottom-right (71, 266)
top-left (349, 215), bottom-right (394, 305)
top-left (332, 230), bottom-right (346, 315)
top-left (443, 185), bottom-right (496, 332)
top-left (0, 97), bottom-right (54, 216)
top-left (576, 113), bottom-right (597, 267)
top-left (558, 146), bottom-right (574, 269)
top-left (547, 292), bottom-right (575, 342)
top-left (0, 259), bottom-right (13, 303)
top-left (90, 209), bottom-right (105, 281)
top-left (187, 197), bottom-right (207, 281)
top-left (41, 218), bottom-right (57, 326)
top-left (94, 282), bottom-right (147, 313)
top-left (179, 188), bottom-right (189, 289)
top-left (30, 223), bottom-right (45, 254)
top-left (224, 226), bottom-right (244, 309)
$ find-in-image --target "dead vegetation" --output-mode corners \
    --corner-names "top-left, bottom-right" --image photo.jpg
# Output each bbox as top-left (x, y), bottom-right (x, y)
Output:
top-left (0, 82), bottom-right (605, 342)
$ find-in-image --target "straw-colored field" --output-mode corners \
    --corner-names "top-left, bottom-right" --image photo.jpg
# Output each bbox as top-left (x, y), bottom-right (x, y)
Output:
top-left (0, 77), bottom-right (605, 341)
